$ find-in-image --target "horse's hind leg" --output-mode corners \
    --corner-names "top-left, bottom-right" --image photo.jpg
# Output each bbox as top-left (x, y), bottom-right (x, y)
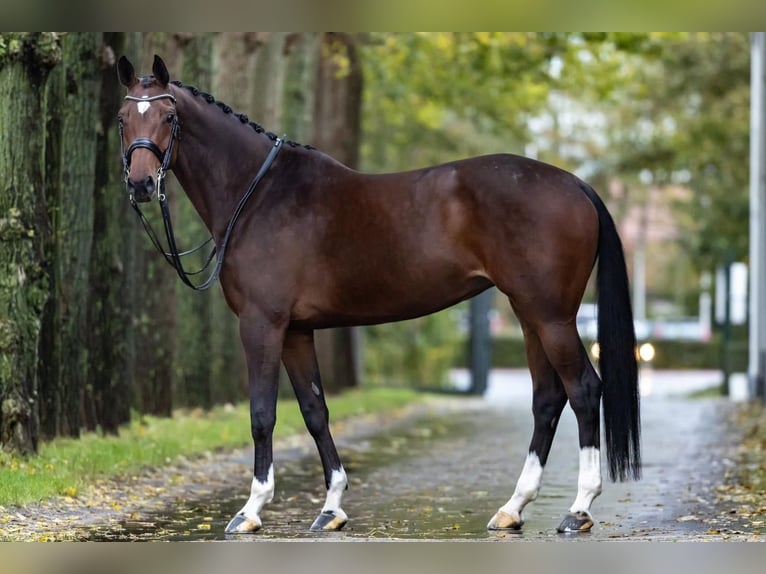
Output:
top-left (537, 322), bottom-right (603, 533)
top-left (488, 323), bottom-right (568, 530)
top-left (281, 330), bottom-right (348, 531)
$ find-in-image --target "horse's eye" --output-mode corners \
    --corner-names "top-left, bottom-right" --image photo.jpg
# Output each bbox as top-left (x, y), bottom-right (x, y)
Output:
top-left (166, 113), bottom-right (175, 124)
top-left (117, 114), bottom-right (123, 124)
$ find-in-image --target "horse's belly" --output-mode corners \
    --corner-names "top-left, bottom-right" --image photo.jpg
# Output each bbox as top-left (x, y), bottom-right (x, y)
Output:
top-left (289, 273), bottom-right (492, 330)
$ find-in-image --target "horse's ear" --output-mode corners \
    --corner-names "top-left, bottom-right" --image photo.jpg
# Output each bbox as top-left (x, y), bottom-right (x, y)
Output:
top-left (152, 55), bottom-right (170, 87)
top-left (117, 56), bottom-right (137, 88)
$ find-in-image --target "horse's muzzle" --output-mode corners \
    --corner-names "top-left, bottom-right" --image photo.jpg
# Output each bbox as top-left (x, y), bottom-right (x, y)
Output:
top-left (127, 175), bottom-right (155, 203)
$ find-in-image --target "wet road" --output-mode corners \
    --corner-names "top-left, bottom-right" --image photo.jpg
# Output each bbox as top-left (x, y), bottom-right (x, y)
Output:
top-left (99, 369), bottom-right (742, 541)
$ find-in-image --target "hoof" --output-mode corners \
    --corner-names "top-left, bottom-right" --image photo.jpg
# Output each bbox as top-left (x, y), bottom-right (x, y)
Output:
top-left (487, 510), bottom-right (523, 531)
top-left (557, 511), bottom-right (594, 533)
top-left (225, 513), bottom-right (262, 534)
top-left (310, 510), bottom-right (347, 532)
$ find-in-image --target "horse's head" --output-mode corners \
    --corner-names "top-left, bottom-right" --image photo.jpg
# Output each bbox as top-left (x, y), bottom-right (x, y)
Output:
top-left (117, 55), bottom-right (179, 203)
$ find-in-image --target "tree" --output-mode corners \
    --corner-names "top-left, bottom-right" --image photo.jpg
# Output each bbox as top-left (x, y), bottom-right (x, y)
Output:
top-left (38, 32), bottom-right (102, 439)
top-left (0, 32), bottom-right (62, 453)
top-left (129, 34), bottom-right (185, 417)
top-left (88, 32), bottom-right (143, 434)
top-left (283, 33), bottom-right (320, 143)
top-left (174, 33), bottom-right (215, 409)
top-left (360, 33), bottom-right (566, 173)
top-left (312, 33), bottom-right (364, 393)
top-left (206, 32), bottom-right (267, 405)
top-left (540, 33), bottom-right (751, 308)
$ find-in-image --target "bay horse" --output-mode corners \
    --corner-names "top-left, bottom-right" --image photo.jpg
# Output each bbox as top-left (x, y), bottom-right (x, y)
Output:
top-left (117, 55), bottom-right (640, 535)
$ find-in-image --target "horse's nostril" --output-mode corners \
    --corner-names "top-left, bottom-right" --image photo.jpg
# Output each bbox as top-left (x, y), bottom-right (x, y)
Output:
top-left (126, 175), bottom-right (154, 202)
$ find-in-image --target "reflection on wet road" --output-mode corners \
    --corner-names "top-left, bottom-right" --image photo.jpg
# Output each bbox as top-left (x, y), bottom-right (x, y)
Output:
top-left (95, 369), bottom-right (739, 541)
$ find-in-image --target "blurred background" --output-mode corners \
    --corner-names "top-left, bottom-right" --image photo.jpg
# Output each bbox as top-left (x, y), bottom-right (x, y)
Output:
top-left (0, 32), bottom-right (754, 453)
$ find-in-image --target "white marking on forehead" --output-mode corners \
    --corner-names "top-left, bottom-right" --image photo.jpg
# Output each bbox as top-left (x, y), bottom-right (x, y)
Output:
top-left (137, 96), bottom-right (150, 115)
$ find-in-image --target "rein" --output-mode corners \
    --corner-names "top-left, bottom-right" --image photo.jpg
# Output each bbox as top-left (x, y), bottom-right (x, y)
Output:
top-left (120, 92), bottom-right (284, 290)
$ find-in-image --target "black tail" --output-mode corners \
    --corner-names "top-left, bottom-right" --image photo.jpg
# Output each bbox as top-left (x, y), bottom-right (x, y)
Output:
top-left (580, 182), bottom-right (641, 482)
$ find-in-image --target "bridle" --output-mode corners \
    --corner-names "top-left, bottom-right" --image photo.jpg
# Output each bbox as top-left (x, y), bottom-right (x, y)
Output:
top-left (119, 91), bottom-right (283, 291)
top-left (120, 92), bottom-right (179, 197)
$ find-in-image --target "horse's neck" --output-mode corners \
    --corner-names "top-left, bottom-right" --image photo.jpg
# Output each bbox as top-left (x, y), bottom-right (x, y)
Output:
top-left (172, 113), bottom-right (276, 240)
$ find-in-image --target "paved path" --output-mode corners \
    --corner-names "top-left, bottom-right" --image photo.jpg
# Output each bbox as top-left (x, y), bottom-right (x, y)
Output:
top-left (94, 368), bottom-right (757, 541)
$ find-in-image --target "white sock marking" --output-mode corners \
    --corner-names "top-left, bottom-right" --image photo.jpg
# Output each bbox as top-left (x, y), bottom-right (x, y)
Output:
top-left (321, 467), bottom-right (348, 519)
top-left (238, 464), bottom-right (274, 520)
top-left (499, 452), bottom-right (544, 517)
top-left (569, 447), bottom-right (602, 514)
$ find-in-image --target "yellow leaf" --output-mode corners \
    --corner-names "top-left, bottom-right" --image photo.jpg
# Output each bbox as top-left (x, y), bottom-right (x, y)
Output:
top-left (197, 523), bottom-right (211, 530)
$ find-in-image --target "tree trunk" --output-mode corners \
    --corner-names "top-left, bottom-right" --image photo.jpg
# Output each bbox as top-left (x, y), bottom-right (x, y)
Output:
top-left (175, 33), bottom-right (215, 409)
top-left (311, 33), bottom-right (363, 393)
top-left (0, 33), bottom-right (61, 453)
top-left (207, 33), bottom-right (264, 405)
top-left (38, 32), bottom-right (101, 440)
top-left (283, 33), bottom-right (320, 142)
top-left (251, 32), bottom-right (287, 129)
top-left (129, 34), bottom-right (183, 418)
top-left (88, 32), bottom-right (142, 434)
top-left (212, 33), bottom-right (260, 111)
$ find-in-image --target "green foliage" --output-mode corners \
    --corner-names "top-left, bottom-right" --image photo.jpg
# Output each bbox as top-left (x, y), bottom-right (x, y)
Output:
top-left (364, 310), bottom-right (462, 389)
top-left (450, 335), bottom-right (527, 369)
top-left (553, 33), bottom-right (750, 272)
top-left (360, 32), bottom-right (568, 172)
top-left (0, 387), bottom-right (423, 506)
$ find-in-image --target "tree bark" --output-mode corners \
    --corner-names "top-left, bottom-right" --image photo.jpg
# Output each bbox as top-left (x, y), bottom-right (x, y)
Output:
top-left (206, 33), bottom-right (266, 405)
top-left (38, 32), bottom-right (101, 439)
top-left (283, 33), bottom-right (321, 142)
top-left (175, 33), bottom-right (215, 409)
top-left (129, 34), bottom-right (182, 417)
top-left (251, 32), bottom-right (287, 129)
top-left (0, 33), bottom-right (61, 453)
top-left (212, 33), bottom-right (261, 111)
top-left (311, 33), bottom-right (363, 393)
top-left (88, 32), bottom-right (142, 434)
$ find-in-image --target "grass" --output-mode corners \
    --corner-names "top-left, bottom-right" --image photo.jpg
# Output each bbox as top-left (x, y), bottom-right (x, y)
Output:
top-left (0, 387), bottom-right (422, 507)
top-left (686, 385), bottom-right (726, 400)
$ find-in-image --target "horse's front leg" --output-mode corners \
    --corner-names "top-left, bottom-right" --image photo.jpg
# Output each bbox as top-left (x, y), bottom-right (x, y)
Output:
top-left (225, 314), bottom-right (287, 534)
top-left (282, 330), bottom-right (348, 531)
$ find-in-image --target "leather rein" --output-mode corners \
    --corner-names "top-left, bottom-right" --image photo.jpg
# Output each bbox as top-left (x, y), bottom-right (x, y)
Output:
top-left (119, 92), bottom-right (283, 291)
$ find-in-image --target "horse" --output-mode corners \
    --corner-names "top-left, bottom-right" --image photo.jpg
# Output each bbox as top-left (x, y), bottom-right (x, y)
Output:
top-left (117, 55), bottom-right (640, 535)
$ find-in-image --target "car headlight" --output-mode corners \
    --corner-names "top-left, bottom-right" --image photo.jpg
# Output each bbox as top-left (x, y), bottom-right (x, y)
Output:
top-left (589, 341), bottom-right (654, 363)
top-left (638, 342), bottom-right (655, 362)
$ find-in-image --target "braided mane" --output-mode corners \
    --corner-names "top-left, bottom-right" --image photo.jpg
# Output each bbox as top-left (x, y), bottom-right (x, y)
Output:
top-left (170, 80), bottom-right (314, 150)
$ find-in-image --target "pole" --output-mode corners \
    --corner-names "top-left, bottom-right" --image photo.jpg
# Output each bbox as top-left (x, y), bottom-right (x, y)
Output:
top-left (721, 260), bottom-right (732, 396)
top-left (469, 289), bottom-right (493, 395)
top-left (749, 32), bottom-right (766, 401)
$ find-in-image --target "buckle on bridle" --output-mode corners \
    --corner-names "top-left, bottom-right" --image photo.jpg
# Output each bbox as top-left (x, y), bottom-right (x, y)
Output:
top-left (157, 168), bottom-right (167, 202)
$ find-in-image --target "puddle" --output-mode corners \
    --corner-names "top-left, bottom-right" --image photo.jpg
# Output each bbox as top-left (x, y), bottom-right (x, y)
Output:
top-left (91, 411), bottom-right (497, 541)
